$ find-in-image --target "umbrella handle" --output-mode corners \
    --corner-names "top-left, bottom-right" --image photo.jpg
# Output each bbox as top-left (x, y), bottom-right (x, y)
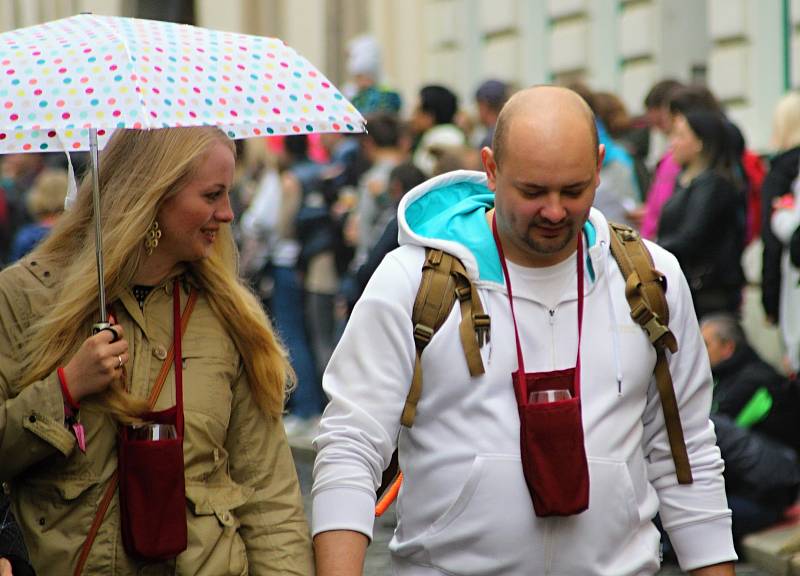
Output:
top-left (92, 322), bottom-right (120, 343)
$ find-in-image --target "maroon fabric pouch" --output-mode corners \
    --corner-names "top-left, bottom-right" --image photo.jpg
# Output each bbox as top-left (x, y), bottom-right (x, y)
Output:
top-left (514, 369), bottom-right (589, 517)
top-left (118, 405), bottom-right (187, 560)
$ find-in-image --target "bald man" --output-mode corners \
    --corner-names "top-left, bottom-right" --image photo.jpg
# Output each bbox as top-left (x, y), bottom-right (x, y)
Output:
top-left (312, 86), bottom-right (736, 575)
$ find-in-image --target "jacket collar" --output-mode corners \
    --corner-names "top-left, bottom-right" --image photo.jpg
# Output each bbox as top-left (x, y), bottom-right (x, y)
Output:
top-left (118, 264), bottom-right (199, 335)
top-left (711, 343), bottom-right (758, 380)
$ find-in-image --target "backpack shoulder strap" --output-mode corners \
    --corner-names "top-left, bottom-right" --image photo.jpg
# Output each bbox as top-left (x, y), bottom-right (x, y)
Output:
top-left (608, 222), bottom-right (693, 485)
top-left (401, 248), bottom-right (489, 427)
top-left (378, 249), bottom-right (490, 516)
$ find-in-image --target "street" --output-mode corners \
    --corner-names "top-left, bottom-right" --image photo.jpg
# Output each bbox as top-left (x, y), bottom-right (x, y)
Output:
top-left (293, 449), bottom-right (768, 576)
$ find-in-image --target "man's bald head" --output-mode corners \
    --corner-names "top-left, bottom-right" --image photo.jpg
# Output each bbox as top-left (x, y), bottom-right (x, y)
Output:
top-left (491, 85), bottom-right (599, 168)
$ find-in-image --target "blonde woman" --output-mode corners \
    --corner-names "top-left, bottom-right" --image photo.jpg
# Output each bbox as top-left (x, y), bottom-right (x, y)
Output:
top-left (763, 91), bottom-right (800, 373)
top-left (0, 127), bottom-right (313, 574)
top-left (9, 167), bottom-right (68, 261)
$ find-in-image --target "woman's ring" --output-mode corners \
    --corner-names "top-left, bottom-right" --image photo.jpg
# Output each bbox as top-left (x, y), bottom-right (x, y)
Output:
top-left (117, 355), bottom-right (124, 369)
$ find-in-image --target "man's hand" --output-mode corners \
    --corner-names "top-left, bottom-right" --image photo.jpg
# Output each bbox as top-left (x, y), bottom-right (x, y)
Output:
top-left (313, 530), bottom-right (369, 576)
top-left (689, 561), bottom-right (735, 575)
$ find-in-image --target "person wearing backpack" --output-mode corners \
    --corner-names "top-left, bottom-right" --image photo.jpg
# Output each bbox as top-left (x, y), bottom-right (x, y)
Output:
top-left (312, 86), bottom-right (735, 575)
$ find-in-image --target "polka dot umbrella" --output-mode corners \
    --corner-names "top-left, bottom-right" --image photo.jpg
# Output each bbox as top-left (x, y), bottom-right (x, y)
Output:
top-left (0, 13), bottom-right (366, 328)
top-left (0, 13), bottom-right (364, 150)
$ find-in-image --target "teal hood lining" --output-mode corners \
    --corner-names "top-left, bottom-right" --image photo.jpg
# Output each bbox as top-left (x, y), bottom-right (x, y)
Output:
top-left (405, 179), bottom-right (597, 284)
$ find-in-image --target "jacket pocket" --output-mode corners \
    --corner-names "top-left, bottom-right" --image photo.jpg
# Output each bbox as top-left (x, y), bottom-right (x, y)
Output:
top-left (179, 341), bottom-right (237, 428)
top-left (14, 476), bottom-right (101, 560)
top-left (183, 482), bottom-right (252, 576)
top-left (400, 454), bottom-right (545, 575)
top-left (185, 481), bottom-right (253, 523)
top-left (52, 476), bottom-right (99, 501)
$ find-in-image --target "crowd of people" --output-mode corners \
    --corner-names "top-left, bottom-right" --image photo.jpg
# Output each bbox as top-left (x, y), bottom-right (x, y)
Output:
top-left (2, 31), bottom-right (800, 576)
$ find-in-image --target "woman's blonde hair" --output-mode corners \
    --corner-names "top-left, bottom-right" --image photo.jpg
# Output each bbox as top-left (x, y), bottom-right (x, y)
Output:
top-left (26, 168), bottom-right (68, 219)
top-left (23, 127), bottom-right (294, 421)
top-left (771, 91), bottom-right (800, 151)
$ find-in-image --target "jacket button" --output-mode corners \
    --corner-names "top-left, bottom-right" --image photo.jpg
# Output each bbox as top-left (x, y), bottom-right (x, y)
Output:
top-left (38, 517), bottom-right (45, 526)
top-left (28, 414), bottom-right (36, 423)
top-left (153, 345), bottom-right (167, 360)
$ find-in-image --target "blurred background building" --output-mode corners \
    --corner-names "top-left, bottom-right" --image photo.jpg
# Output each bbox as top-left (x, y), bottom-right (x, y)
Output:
top-left (0, 0), bottom-right (795, 151)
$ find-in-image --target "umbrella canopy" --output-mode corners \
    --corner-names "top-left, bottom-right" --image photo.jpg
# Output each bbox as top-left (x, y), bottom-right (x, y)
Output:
top-left (0, 14), bottom-right (366, 328)
top-left (0, 13), bottom-right (365, 153)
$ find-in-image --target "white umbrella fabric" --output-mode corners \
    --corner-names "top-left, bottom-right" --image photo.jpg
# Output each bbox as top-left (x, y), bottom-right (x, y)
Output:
top-left (0, 14), bottom-right (366, 329)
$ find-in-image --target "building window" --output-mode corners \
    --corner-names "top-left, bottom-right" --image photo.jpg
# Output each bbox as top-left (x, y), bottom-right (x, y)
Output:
top-left (134, 0), bottom-right (195, 25)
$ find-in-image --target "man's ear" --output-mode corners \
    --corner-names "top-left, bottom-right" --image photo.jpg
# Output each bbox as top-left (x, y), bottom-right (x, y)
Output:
top-left (481, 146), bottom-right (497, 192)
top-left (596, 143), bottom-right (606, 172)
top-left (593, 143), bottom-right (606, 189)
top-left (722, 340), bottom-right (737, 361)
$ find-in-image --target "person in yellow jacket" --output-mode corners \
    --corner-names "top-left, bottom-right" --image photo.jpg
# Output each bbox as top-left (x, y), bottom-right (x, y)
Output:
top-left (0, 127), bottom-right (313, 575)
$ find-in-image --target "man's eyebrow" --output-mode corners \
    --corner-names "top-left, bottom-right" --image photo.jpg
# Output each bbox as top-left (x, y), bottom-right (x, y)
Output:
top-left (514, 177), bottom-right (594, 190)
top-left (563, 178), bottom-right (594, 189)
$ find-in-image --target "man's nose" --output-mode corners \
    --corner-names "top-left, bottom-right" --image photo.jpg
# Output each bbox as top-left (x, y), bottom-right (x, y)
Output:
top-left (540, 192), bottom-right (567, 223)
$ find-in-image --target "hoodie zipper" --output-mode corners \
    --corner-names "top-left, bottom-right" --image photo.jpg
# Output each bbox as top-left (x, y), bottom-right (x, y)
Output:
top-left (548, 307), bottom-right (557, 367)
top-left (600, 239), bottom-right (624, 396)
top-left (543, 518), bottom-right (555, 574)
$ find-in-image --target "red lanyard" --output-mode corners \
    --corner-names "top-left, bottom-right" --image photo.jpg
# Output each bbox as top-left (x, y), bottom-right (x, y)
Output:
top-left (491, 213), bottom-right (585, 397)
top-left (172, 280), bottom-right (184, 436)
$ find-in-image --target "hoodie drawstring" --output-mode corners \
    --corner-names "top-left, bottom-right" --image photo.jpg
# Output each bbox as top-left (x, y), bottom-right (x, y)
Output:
top-left (601, 240), bottom-right (624, 396)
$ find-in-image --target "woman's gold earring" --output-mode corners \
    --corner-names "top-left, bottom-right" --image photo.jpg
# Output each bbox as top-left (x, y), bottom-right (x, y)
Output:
top-left (145, 220), bottom-right (162, 256)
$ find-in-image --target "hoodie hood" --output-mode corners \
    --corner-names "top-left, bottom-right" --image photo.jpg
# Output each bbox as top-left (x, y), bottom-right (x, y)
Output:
top-left (398, 170), bottom-right (604, 285)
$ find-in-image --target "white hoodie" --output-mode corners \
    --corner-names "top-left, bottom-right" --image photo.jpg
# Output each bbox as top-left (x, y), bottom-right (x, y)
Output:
top-left (312, 171), bottom-right (736, 575)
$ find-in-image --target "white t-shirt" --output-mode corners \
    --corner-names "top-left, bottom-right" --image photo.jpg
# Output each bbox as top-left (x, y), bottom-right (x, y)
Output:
top-left (504, 251), bottom-right (578, 312)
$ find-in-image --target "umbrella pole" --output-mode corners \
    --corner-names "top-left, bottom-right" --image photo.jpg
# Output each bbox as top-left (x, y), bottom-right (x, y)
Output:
top-left (89, 128), bottom-right (110, 334)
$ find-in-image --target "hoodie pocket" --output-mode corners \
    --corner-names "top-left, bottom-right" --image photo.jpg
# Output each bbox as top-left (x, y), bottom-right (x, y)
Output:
top-left (410, 454), bottom-right (544, 575)
top-left (550, 457), bottom-right (659, 575)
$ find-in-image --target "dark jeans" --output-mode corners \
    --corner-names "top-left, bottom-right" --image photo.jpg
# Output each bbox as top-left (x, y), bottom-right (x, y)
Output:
top-left (305, 291), bottom-right (337, 378)
top-left (655, 495), bottom-right (786, 561)
top-left (269, 266), bottom-right (324, 419)
top-left (728, 494), bottom-right (786, 554)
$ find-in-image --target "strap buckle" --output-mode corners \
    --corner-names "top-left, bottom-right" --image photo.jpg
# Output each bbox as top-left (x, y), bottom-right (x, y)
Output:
top-left (473, 313), bottom-right (491, 347)
top-left (630, 302), bottom-right (670, 347)
top-left (455, 286), bottom-right (471, 302)
top-left (427, 250), bottom-right (443, 266)
top-left (413, 323), bottom-right (435, 347)
top-left (473, 313), bottom-right (490, 330)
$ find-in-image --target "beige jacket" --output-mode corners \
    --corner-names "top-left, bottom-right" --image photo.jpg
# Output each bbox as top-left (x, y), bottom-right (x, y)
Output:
top-left (0, 258), bottom-right (313, 575)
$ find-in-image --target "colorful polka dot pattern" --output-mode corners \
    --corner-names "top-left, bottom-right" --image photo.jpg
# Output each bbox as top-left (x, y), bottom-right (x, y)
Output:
top-left (0, 14), bottom-right (365, 153)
